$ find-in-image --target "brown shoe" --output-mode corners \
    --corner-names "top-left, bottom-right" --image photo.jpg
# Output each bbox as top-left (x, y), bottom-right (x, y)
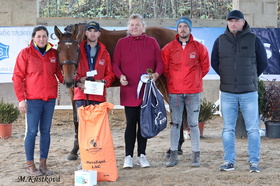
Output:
top-left (26, 161), bottom-right (42, 176)
top-left (39, 159), bottom-right (53, 175)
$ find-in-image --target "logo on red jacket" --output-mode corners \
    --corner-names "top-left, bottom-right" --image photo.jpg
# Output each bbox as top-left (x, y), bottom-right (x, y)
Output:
top-left (99, 59), bottom-right (105, 65)
top-left (50, 57), bottom-right (56, 63)
top-left (190, 52), bottom-right (196, 59)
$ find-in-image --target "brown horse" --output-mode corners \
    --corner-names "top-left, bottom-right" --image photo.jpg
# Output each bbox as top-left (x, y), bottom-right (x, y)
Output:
top-left (54, 24), bottom-right (177, 160)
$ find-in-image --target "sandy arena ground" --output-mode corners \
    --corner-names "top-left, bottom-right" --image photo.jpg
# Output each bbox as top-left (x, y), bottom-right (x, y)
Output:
top-left (1, 109), bottom-right (280, 186)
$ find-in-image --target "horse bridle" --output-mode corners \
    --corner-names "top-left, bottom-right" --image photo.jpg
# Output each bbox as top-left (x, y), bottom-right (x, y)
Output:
top-left (57, 39), bottom-right (80, 68)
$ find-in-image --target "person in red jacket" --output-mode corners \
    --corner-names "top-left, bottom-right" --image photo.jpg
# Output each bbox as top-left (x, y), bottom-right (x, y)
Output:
top-left (162, 17), bottom-right (210, 167)
top-left (12, 25), bottom-right (64, 176)
top-left (73, 21), bottom-right (115, 170)
top-left (74, 21), bottom-right (114, 108)
top-left (113, 14), bottom-right (164, 169)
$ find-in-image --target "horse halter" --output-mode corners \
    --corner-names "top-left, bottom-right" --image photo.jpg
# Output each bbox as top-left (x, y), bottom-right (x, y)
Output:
top-left (57, 39), bottom-right (80, 68)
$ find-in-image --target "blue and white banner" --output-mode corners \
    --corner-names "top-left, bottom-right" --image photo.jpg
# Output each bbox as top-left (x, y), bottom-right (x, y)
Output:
top-left (0, 27), bottom-right (279, 83)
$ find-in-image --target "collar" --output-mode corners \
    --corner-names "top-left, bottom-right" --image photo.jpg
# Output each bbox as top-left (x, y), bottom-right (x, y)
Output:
top-left (33, 42), bottom-right (52, 51)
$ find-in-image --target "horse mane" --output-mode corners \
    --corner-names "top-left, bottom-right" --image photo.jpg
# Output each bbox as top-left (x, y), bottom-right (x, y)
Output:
top-left (64, 24), bottom-right (76, 33)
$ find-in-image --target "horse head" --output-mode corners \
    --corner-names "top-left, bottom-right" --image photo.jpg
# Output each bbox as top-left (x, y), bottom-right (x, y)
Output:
top-left (54, 25), bottom-right (80, 88)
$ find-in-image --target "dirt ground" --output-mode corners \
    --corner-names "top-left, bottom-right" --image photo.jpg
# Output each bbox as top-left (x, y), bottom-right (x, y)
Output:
top-left (1, 109), bottom-right (280, 186)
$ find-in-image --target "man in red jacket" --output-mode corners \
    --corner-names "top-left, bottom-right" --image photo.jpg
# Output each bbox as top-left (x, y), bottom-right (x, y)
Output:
top-left (74, 21), bottom-right (115, 170)
top-left (74, 21), bottom-right (115, 107)
top-left (161, 16), bottom-right (210, 167)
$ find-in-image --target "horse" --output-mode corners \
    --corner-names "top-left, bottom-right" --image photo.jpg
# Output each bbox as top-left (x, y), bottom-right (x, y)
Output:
top-left (54, 24), bottom-right (177, 160)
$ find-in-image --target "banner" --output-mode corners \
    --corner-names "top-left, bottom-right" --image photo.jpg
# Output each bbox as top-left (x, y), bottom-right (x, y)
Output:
top-left (0, 27), bottom-right (279, 83)
top-left (0, 26), bottom-right (62, 83)
top-left (251, 28), bottom-right (280, 75)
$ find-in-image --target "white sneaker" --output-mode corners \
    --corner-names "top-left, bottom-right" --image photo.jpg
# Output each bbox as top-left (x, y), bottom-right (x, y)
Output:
top-left (137, 154), bottom-right (150, 168)
top-left (123, 155), bottom-right (133, 168)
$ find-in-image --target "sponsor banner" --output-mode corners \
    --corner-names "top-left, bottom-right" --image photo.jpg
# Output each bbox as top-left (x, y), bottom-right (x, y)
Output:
top-left (0, 26), bottom-right (63, 83)
top-left (0, 27), bottom-right (279, 83)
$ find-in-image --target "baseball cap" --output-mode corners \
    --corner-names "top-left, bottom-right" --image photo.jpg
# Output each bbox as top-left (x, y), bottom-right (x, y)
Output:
top-left (86, 21), bottom-right (100, 31)
top-left (227, 10), bottom-right (244, 20)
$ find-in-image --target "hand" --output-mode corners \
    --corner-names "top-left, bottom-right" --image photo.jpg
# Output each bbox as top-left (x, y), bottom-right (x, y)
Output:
top-left (151, 72), bottom-right (159, 81)
top-left (19, 100), bottom-right (27, 113)
top-left (80, 77), bottom-right (86, 84)
top-left (120, 75), bottom-right (128, 86)
top-left (76, 82), bottom-right (85, 90)
top-left (77, 77), bottom-right (86, 90)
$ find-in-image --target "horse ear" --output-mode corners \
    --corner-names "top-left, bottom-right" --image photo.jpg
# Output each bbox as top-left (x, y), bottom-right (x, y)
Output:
top-left (73, 24), bottom-right (79, 36)
top-left (54, 25), bottom-right (63, 39)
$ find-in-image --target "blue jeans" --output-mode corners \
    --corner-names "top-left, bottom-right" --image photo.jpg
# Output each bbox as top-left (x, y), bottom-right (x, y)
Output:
top-left (221, 91), bottom-right (260, 164)
top-left (25, 99), bottom-right (56, 161)
top-left (169, 93), bottom-right (201, 152)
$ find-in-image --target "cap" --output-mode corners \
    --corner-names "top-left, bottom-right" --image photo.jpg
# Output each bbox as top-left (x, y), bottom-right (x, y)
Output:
top-left (176, 16), bottom-right (192, 31)
top-left (86, 21), bottom-right (100, 31)
top-left (227, 10), bottom-right (244, 20)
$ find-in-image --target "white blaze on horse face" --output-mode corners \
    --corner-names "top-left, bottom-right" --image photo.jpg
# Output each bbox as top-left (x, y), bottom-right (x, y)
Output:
top-left (65, 42), bottom-right (73, 48)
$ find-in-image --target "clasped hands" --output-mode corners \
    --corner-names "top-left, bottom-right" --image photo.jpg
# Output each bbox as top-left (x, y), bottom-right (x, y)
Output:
top-left (120, 72), bottom-right (159, 86)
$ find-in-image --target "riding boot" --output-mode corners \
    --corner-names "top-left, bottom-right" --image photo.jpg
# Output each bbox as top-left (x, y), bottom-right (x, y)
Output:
top-left (39, 159), bottom-right (53, 175)
top-left (26, 161), bottom-right (42, 176)
top-left (191, 151), bottom-right (200, 167)
top-left (166, 150), bottom-right (178, 167)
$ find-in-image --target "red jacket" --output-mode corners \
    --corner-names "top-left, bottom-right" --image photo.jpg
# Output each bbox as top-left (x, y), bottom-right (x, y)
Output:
top-left (74, 40), bottom-right (114, 102)
top-left (113, 34), bottom-right (164, 107)
top-left (161, 34), bottom-right (210, 94)
top-left (12, 41), bottom-right (63, 102)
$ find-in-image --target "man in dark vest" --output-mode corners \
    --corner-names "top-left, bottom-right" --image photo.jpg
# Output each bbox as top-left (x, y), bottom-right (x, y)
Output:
top-left (211, 10), bottom-right (267, 173)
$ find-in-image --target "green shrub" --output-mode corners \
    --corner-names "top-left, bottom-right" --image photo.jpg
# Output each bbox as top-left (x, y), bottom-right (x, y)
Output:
top-left (199, 99), bottom-right (217, 122)
top-left (0, 99), bottom-right (20, 124)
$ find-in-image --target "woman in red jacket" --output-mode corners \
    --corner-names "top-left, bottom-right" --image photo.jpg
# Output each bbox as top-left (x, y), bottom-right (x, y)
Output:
top-left (12, 25), bottom-right (63, 176)
top-left (113, 14), bottom-right (164, 169)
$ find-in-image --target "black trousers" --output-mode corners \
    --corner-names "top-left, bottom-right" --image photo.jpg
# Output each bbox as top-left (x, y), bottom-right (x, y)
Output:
top-left (124, 106), bottom-right (147, 157)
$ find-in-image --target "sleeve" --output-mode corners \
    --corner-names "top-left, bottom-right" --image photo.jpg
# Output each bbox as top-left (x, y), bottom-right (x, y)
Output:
top-left (112, 40), bottom-right (123, 78)
top-left (199, 44), bottom-right (210, 77)
top-left (255, 36), bottom-right (268, 76)
top-left (152, 38), bottom-right (164, 76)
top-left (161, 44), bottom-right (170, 79)
top-left (102, 51), bottom-right (115, 87)
top-left (12, 49), bottom-right (27, 102)
top-left (211, 38), bottom-right (220, 75)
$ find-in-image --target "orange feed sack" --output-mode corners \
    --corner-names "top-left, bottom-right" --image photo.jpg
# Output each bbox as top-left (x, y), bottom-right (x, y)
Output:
top-left (78, 102), bottom-right (118, 182)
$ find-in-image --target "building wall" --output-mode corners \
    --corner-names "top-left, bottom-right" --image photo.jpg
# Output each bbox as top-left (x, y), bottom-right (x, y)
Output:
top-left (0, 0), bottom-right (36, 26)
top-left (233, 0), bottom-right (278, 28)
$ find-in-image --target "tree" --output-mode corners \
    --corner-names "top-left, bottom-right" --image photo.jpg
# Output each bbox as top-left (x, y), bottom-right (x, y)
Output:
top-left (38, 0), bottom-right (235, 19)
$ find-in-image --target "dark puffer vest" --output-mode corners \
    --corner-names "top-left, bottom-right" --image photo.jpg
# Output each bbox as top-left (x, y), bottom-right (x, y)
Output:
top-left (218, 22), bottom-right (258, 93)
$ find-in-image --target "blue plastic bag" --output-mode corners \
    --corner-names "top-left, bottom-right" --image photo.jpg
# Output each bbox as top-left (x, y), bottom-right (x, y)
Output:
top-left (140, 79), bottom-right (167, 138)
